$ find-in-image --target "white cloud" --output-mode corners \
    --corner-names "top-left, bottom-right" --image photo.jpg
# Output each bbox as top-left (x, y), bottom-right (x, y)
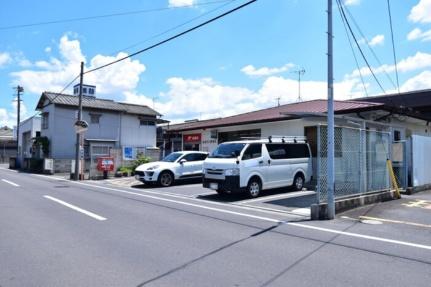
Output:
top-left (11, 34), bottom-right (146, 99)
top-left (343, 0), bottom-right (361, 6)
top-left (368, 34), bottom-right (384, 46)
top-left (409, 0), bottom-right (431, 23)
top-left (400, 70), bottom-right (431, 91)
top-left (347, 51), bottom-right (431, 78)
top-left (241, 63), bottom-right (295, 77)
top-left (407, 28), bottom-right (431, 42)
top-left (123, 75), bottom-right (363, 123)
top-left (168, 0), bottom-right (195, 8)
top-left (0, 52), bottom-right (11, 67)
top-left (0, 100), bottom-right (28, 129)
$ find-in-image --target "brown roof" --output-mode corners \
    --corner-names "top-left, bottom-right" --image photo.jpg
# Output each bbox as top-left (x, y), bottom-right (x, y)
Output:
top-left (165, 99), bottom-right (383, 132)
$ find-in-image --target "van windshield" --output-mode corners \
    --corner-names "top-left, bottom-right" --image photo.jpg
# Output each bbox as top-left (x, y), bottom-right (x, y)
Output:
top-left (209, 143), bottom-right (246, 158)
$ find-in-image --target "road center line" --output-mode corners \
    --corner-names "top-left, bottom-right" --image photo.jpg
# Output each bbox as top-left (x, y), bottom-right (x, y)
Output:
top-left (2, 179), bottom-right (20, 187)
top-left (44, 195), bottom-right (107, 221)
top-left (32, 174), bottom-right (431, 251)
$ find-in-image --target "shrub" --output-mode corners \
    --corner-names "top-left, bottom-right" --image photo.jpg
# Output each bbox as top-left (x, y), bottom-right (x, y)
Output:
top-left (130, 155), bottom-right (150, 171)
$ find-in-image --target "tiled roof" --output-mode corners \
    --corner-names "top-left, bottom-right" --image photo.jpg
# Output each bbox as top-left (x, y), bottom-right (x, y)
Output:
top-left (0, 126), bottom-right (14, 139)
top-left (166, 99), bottom-right (383, 132)
top-left (36, 92), bottom-right (161, 117)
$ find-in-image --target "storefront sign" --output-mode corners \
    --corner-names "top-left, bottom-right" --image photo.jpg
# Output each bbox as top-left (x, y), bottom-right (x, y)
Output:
top-left (123, 146), bottom-right (134, 160)
top-left (183, 134), bottom-right (201, 143)
top-left (97, 157), bottom-right (115, 171)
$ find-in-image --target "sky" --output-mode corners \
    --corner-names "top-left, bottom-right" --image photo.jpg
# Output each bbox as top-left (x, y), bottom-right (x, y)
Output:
top-left (0, 0), bottom-right (430, 127)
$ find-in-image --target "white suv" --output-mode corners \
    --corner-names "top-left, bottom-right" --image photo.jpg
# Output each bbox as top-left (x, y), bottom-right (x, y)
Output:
top-left (135, 151), bottom-right (208, 187)
top-left (202, 137), bottom-right (312, 197)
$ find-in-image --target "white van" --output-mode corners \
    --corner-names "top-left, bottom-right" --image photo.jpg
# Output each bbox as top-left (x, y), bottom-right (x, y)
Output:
top-left (202, 136), bottom-right (312, 198)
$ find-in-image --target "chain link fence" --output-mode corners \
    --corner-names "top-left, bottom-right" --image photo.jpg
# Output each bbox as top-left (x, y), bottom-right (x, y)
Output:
top-left (316, 125), bottom-right (391, 203)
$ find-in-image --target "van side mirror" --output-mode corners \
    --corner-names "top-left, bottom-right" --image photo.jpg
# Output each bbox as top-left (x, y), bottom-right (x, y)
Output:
top-left (179, 159), bottom-right (186, 164)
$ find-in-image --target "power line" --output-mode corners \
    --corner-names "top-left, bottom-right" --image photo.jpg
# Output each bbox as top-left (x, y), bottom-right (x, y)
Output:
top-left (336, 0), bottom-right (368, 97)
top-left (387, 0), bottom-right (400, 94)
top-left (110, 0), bottom-right (237, 56)
top-left (85, 0), bottom-right (257, 75)
top-left (0, 0), bottom-right (233, 31)
top-left (342, 4), bottom-right (397, 90)
top-left (336, 0), bottom-right (386, 94)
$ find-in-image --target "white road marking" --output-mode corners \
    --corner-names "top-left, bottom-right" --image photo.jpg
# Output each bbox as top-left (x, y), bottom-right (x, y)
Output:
top-left (287, 222), bottom-right (431, 251)
top-left (32, 174), bottom-right (431, 251)
top-left (44, 195), bottom-right (107, 221)
top-left (1, 179), bottom-right (20, 187)
top-left (239, 190), bottom-right (316, 204)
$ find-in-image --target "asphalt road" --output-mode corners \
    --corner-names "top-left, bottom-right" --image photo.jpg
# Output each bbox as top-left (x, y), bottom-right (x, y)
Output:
top-left (1, 167), bottom-right (430, 287)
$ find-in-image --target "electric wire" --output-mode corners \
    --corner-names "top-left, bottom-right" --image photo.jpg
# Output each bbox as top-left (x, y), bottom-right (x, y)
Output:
top-left (110, 0), bottom-right (237, 56)
top-left (84, 0), bottom-right (257, 75)
top-left (0, 0), bottom-right (233, 31)
top-left (336, 0), bottom-right (368, 98)
top-left (343, 4), bottom-right (397, 90)
top-left (387, 0), bottom-right (400, 94)
top-left (337, 0), bottom-right (386, 94)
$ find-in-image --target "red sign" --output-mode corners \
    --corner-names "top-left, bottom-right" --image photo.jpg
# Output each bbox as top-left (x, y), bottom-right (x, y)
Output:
top-left (183, 134), bottom-right (201, 143)
top-left (97, 157), bottom-right (115, 171)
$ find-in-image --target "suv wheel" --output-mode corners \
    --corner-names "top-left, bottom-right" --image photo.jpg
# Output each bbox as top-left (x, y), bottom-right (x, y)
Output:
top-left (247, 178), bottom-right (261, 198)
top-left (158, 171), bottom-right (174, 187)
top-left (293, 174), bottom-right (304, 191)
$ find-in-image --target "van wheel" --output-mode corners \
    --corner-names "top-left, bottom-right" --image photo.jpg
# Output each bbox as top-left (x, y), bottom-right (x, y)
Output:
top-left (158, 171), bottom-right (174, 187)
top-left (247, 178), bottom-right (262, 198)
top-left (292, 174), bottom-right (304, 191)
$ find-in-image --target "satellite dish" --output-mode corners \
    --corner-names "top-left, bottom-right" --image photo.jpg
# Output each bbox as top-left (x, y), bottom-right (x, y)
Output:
top-left (74, 120), bottom-right (88, 134)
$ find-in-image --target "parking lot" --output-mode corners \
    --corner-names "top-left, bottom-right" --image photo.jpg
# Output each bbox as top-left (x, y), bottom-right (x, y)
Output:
top-left (96, 176), bottom-right (318, 220)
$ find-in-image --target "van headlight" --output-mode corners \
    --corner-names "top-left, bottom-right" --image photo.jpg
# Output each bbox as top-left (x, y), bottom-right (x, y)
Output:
top-left (225, 168), bottom-right (240, 176)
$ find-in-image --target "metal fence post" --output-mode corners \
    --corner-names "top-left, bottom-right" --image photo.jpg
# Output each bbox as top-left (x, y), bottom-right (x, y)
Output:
top-left (316, 125), bottom-right (321, 204)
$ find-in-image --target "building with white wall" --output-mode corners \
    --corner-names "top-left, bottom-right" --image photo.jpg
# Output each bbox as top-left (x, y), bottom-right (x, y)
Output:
top-left (35, 91), bottom-right (167, 172)
top-left (17, 115), bottom-right (41, 162)
top-left (162, 94), bottom-right (431, 191)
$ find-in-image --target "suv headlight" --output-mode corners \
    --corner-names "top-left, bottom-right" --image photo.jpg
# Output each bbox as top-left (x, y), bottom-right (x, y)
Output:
top-left (225, 168), bottom-right (240, 176)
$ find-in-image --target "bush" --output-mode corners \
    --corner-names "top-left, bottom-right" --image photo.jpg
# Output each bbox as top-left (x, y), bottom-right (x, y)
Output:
top-left (130, 155), bottom-right (150, 171)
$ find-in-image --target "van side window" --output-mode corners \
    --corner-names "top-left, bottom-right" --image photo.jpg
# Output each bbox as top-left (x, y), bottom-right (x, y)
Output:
top-left (242, 144), bottom-right (262, 160)
top-left (266, 144), bottom-right (310, 159)
top-left (266, 144), bottom-right (286, 159)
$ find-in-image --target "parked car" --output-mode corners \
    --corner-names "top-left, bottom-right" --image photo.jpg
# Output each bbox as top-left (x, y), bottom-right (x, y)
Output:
top-left (202, 136), bottom-right (312, 198)
top-left (135, 151), bottom-right (208, 187)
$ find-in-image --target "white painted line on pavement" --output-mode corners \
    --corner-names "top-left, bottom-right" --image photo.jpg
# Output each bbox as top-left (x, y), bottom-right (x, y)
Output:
top-left (44, 195), bottom-right (107, 221)
top-left (288, 222), bottom-right (431, 251)
top-left (32, 174), bottom-right (431, 251)
top-left (239, 190), bottom-right (316, 204)
top-left (2, 179), bottom-right (20, 187)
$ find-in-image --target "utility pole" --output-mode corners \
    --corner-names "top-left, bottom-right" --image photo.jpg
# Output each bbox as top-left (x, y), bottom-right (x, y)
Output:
top-left (14, 85), bottom-right (24, 167)
top-left (74, 62), bottom-right (84, 180)
top-left (275, 97), bottom-right (281, 107)
top-left (292, 68), bottom-right (305, 102)
top-left (327, 0), bottom-right (335, 219)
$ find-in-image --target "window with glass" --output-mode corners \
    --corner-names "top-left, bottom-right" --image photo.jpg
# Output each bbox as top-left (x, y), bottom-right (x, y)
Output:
top-left (42, 112), bottom-right (49, 129)
top-left (242, 144), bottom-right (262, 160)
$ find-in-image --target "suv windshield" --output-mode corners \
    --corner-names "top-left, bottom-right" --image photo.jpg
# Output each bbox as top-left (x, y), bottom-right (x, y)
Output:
top-left (209, 143), bottom-right (246, 158)
top-left (161, 152), bottom-right (183, 162)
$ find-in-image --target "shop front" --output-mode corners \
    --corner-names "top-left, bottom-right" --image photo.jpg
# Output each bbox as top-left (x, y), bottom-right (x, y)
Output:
top-left (183, 133), bottom-right (201, 151)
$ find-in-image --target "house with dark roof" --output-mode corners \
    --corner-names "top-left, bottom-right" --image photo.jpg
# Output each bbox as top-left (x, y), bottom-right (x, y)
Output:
top-left (36, 91), bottom-right (167, 173)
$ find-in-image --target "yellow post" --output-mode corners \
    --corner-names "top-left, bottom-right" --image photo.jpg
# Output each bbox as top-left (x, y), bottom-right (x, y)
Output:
top-left (386, 159), bottom-right (401, 199)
